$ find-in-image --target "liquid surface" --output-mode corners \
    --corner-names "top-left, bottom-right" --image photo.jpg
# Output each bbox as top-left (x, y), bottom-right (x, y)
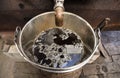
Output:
top-left (32, 28), bottom-right (84, 68)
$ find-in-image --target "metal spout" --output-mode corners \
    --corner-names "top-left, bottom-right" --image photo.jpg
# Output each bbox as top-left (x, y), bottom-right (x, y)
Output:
top-left (55, 7), bottom-right (64, 26)
top-left (54, 0), bottom-right (64, 26)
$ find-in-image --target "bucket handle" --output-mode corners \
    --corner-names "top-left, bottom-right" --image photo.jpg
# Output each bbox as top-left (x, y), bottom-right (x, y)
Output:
top-left (14, 26), bottom-right (27, 58)
top-left (94, 18), bottom-right (112, 62)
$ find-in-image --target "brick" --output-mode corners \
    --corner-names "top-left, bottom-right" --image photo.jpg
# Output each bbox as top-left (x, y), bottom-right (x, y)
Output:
top-left (101, 31), bottom-right (120, 55)
top-left (79, 70), bottom-right (86, 78)
top-left (0, 54), bottom-right (15, 78)
top-left (83, 62), bottom-right (120, 76)
top-left (101, 31), bottom-right (120, 44)
top-left (3, 45), bottom-right (25, 61)
top-left (14, 62), bottom-right (40, 74)
top-left (112, 55), bottom-right (120, 65)
top-left (14, 73), bottom-right (47, 78)
top-left (83, 64), bottom-right (101, 75)
top-left (2, 44), bottom-right (10, 52)
top-left (105, 62), bottom-right (120, 73)
top-left (97, 74), bottom-right (105, 78)
top-left (0, 39), bottom-right (4, 52)
top-left (85, 75), bottom-right (99, 78)
top-left (93, 56), bottom-right (105, 64)
top-left (29, 74), bottom-right (40, 78)
top-left (14, 73), bottom-right (31, 78)
top-left (0, 31), bottom-right (120, 78)
top-left (101, 65), bottom-right (108, 73)
top-left (103, 42), bottom-right (120, 55)
top-left (107, 73), bottom-right (120, 78)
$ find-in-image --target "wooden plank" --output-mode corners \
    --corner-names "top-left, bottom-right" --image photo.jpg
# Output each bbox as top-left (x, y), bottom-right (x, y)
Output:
top-left (0, 0), bottom-right (120, 11)
top-left (0, 0), bottom-right (120, 31)
top-left (0, 9), bottom-right (120, 31)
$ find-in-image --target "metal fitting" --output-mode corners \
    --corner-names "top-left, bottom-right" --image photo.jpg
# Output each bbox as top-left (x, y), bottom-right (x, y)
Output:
top-left (54, 0), bottom-right (64, 9)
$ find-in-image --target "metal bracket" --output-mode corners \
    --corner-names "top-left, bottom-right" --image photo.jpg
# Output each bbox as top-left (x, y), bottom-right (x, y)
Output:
top-left (54, 0), bottom-right (64, 10)
top-left (88, 18), bottom-right (112, 63)
top-left (95, 18), bottom-right (112, 63)
top-left (14, 26), bottom-right (28, 58)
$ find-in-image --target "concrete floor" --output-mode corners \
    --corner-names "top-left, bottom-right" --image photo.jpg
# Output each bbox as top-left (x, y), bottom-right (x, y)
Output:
top-left (0, 31), bottom-right (120, 78)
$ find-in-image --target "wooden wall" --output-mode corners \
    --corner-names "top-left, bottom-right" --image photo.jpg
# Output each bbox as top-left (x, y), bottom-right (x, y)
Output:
top-left (0, 0), bottom-right (120, 31)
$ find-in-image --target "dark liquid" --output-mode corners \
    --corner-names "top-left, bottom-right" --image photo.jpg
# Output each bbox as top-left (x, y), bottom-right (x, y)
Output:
top-left (32, 28), bottom-right (84, 68)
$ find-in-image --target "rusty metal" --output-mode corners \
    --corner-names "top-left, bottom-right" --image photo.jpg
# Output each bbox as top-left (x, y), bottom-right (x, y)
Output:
top-left (94, 18), bottom-right (110, 31)
top-left (55, 7), bottom-right (64, 26)
top-left (54, 0), bottom-right (64, 26)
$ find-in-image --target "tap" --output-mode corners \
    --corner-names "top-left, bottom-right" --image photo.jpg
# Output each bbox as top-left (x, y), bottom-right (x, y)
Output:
top-left (54, 0), bottom-right (64, 26)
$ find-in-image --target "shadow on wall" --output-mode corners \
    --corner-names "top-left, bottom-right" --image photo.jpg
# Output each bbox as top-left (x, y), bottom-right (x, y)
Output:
top-left (65, 0), bottom-right (94, 5)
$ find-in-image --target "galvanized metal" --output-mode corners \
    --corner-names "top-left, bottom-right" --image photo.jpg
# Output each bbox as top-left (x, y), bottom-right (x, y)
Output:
top-left (14, 11), bottom-right (101, 73)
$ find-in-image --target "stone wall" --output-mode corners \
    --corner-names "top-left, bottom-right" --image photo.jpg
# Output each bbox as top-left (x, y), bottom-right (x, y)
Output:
top-left (0, 31), bottom-right (120, 78)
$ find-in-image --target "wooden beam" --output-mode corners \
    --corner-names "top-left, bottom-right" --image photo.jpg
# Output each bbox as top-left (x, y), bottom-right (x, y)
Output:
top-left (0, 9), bottom-right (120, 31)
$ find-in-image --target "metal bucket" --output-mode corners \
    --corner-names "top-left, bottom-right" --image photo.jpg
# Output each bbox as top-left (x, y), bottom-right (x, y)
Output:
top-left (14, 11), bottom-right (106, 77)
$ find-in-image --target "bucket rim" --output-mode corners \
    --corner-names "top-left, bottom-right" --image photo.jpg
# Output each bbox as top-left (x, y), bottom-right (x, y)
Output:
top-left (19, 11), bottom-right (97, 73)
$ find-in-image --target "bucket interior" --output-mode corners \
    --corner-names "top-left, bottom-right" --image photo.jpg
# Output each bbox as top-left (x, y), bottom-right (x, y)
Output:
top-left (20, 12), bottom-right (96, 69)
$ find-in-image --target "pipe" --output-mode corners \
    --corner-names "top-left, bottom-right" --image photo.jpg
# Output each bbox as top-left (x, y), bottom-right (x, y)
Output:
top-left (54, 0), bottom-right (64, 26)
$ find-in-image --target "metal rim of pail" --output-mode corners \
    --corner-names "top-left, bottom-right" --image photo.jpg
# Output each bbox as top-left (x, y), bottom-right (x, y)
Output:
top-left (19, 11), bottom-right (98, 73)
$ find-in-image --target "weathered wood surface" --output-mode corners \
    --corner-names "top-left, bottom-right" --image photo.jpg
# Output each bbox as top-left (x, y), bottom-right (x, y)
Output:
top-left (0, 0), bottom-right (120, 31)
